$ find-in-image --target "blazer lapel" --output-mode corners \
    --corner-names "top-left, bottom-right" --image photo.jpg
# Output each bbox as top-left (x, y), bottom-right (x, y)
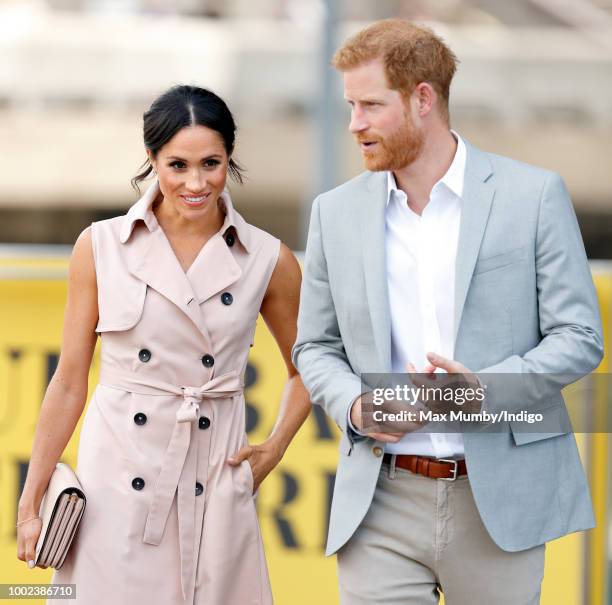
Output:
top-left (453, 142), bottom-right (495, 341)
top-left (359, 172), bottom-right (392, 373)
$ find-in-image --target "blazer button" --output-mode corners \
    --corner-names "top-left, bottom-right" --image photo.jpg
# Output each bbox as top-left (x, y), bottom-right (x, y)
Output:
top-left (138, 349), bottom-right (152, 363)
top-left (221, 292), bottom-right (233, 306)
top-left (132, 477), bottom-right (145, 491)
top-left (225, 232), bottom-right (235, 247)
top-left (199, 416), bottom-right (211, 430)
top-left (372, 446), bottom-right (383, 458)
top-left (195, 482), bottom-right (204, 496)
top-left (133, 412), bottom-right (147, 426)
top-left (201, 354), bottom-right (214, 368)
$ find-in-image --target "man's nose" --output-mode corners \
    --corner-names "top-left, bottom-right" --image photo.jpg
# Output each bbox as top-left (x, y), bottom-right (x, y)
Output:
top-left (349, 108), bottom-right (368, 134)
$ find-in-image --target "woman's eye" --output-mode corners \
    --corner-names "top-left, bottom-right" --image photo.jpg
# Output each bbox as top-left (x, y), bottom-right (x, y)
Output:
top-left (169, 161), bottom-right (186, 169)
top-left (203, 159), bottom-right (221, 168)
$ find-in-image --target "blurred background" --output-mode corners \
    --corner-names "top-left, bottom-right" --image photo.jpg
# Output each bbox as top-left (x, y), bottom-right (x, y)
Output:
top-left (0, 0), bottom-right (611, 251)
top-left (1, 0), bottom-right (611, 603)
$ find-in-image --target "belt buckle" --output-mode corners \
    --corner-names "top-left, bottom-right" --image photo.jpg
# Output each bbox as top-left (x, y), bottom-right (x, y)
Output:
top-left (438, 458), bottom-right (458, 481)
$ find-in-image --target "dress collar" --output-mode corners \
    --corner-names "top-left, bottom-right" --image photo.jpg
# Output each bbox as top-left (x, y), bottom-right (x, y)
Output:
top-left (119, 179), bottom-right (252, 252)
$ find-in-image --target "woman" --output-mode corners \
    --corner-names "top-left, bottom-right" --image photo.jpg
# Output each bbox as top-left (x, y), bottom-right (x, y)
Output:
top-left (16, 85), bottom-right (311, 604)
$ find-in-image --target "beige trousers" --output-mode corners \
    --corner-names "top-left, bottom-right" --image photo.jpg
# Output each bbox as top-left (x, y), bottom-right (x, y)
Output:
top-left (337, 459), bottom-right (545, 605)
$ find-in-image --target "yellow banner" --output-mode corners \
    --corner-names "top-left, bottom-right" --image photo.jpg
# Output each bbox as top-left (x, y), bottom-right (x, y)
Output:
top-left (0, 253), bottom-right (609, 604)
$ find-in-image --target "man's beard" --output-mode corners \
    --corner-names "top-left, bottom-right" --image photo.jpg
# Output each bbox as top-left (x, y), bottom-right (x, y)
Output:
top-left (357, 113), bottom-right (424, 172)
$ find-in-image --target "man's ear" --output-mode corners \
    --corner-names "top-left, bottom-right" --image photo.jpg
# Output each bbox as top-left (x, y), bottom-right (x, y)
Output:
top-left (414, 82), bottom-right (435, 117)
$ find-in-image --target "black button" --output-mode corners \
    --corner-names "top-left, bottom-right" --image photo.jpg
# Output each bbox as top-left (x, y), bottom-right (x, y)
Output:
top-left (195, 482), bottom-right (204, 496)
top-left (199, 416), bottom-right (211, 430)
top-left (225, 232), bottom-right (235, 247)
top-left (138, 349), bottom-right (151, 363)
top-left (201, 354), bottom-right (214, 368)
top-left (132, 477), bottom-right (145, 491)
top-left (221, 292), bottom-right (233, 306)
top-left (134, 412), bottom-right (147, 426)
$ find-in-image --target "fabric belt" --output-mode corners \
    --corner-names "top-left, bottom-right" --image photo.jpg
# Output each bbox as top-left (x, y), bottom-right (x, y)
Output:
top-left (99, 368), bottom-right (244, 600)
top-left (383, 453), bottom-right (467, 480)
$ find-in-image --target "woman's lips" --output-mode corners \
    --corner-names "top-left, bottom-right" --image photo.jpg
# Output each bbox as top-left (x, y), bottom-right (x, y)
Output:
top-left (180, 193), bottom-right (210, 206)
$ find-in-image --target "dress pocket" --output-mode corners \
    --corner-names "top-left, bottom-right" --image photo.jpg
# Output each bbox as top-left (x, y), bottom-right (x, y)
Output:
top-left (241, 459), bottom-right (255, 496)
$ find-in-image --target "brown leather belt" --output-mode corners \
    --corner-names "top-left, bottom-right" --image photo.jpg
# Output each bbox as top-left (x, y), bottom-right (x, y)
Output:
top-left (383, 453), bottom-right (467, 481)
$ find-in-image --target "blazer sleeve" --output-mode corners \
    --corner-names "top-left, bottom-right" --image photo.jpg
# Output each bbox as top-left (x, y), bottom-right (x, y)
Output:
top-left (479, 172), bottom-right (604, 411)
top-left (291, 196), bottom-right (363, 434)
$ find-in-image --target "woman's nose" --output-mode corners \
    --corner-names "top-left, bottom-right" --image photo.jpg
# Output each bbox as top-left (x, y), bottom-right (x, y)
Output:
top-left (185, 170), bottom-right (205, 192)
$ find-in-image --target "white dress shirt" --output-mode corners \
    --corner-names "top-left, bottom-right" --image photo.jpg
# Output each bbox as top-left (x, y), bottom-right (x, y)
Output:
top-left (383, 133), bottom-right (466, 457)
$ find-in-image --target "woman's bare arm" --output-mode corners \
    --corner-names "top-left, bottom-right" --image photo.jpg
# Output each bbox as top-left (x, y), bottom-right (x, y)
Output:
top-left (227, 243), bottom-right (311, 490)
top-left (17, 226), bottom-right (99, 564)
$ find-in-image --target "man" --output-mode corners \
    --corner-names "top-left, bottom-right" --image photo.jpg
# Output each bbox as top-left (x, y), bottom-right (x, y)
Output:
top-left (292, 19), bottom-right (603, 605)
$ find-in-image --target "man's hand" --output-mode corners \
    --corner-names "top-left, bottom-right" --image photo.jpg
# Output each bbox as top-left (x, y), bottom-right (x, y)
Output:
top-left (423, 353), bottom-right (474, 378)
top-left (350, 390), bottom-right (431, 442)
top-left (408, 353), bottom-right (483, 414)
top-left (350, 396), bottom-right (405, 443)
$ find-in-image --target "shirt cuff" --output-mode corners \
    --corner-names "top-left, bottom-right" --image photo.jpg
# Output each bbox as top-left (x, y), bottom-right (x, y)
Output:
top-left (347, 394), bottom-right (368, 438)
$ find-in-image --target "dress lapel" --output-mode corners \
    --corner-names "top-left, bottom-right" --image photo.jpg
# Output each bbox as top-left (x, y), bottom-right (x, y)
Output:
top-left (187, 191), bottom-right (250, 304)
top-left (123, 223), bottom-right (209, 342)
top-left (187, 234), bottom-right (242, 304)
top-left (118, 181), bottom-right (250, 345)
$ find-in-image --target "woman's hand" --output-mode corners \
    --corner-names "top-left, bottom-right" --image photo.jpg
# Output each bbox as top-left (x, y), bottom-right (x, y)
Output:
top-left (16, 227), bottom-right (98, 569)
top-left (227, 244), bottom-right (311, 495)
top-left (16, 515), bottom-right (43, 568)
top-left (227, 439), bottom-right (284, 494)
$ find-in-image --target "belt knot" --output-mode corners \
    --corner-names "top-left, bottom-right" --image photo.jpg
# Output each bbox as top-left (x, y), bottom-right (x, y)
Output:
top-left (177, 389), bottom-right (201, 422)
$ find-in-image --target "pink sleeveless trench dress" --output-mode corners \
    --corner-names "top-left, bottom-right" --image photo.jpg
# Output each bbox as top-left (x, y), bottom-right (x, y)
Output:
top-left (48, 181), bottom-right (279, 604)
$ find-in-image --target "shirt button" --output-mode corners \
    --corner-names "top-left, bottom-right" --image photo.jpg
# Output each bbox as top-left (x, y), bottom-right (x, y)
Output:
top-left (372, 446), bottom-right (383, 457)
top-left (201, 354), bottom-right (215, 368)
top-left (138, 349), bottom-right (151, 363)
top-left (133, 412), bottom-right (147, 426)
top-left (221, 292), bottom-right (233, 306)
top-left (199, 416), bottom-right (211, 430)
top-left (225, 233), bottom-right (235, 247)
top-left (132, 477), bottom-right (145, 491)
top-left (195, 482), bottom-right (204, 496)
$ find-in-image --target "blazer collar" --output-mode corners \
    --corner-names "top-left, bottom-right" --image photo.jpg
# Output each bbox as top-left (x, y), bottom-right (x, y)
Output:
top-left (119, 179), bottom-right (252, 253)
top-left (358, 138), bottom-right (495, 367)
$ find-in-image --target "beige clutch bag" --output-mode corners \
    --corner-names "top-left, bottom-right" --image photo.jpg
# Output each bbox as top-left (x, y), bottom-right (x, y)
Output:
top-left (34, 462), bottom-right (86, 569)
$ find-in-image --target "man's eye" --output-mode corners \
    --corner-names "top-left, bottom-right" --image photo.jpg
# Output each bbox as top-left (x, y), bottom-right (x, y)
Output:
top-left (169, 161), bottom-right (186, 169)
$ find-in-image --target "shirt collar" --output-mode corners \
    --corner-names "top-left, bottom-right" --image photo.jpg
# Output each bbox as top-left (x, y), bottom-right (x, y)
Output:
top-left (386, 130), bottom-right (466, 206)
top-left (119, 179), bottom-right (252, 252)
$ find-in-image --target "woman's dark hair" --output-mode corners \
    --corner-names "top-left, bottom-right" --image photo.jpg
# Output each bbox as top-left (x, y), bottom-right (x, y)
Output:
top-left (131, 85), bottom-right (245, 192)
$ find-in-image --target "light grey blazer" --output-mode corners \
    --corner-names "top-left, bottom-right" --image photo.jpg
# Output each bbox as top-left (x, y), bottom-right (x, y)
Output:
top-left (292, 141), bottom-right (604, 556)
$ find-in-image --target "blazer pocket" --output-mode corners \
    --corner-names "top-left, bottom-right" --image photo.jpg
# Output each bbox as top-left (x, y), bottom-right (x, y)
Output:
top-left (474, 246), bottom-right (526, 276)
top-left (510, 403), bottom-right (572, 446)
